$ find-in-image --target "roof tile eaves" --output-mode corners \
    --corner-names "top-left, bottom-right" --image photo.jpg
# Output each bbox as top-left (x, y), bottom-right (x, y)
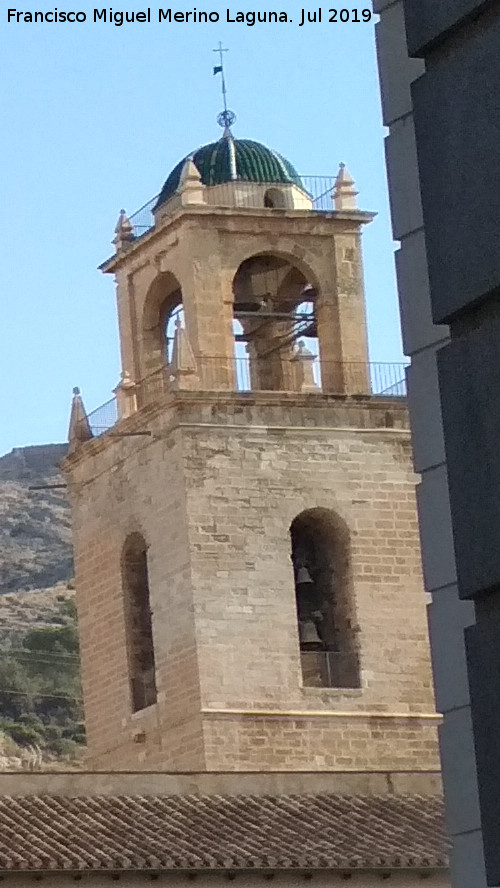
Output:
top-left (0, 793), bottom-right (448, 874)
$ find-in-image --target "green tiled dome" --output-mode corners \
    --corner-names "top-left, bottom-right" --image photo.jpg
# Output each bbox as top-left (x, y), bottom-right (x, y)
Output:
top-left (155, 137), bottom-right (301, 209)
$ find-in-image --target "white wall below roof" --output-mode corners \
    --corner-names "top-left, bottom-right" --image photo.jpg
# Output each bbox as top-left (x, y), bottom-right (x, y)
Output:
top-left (0, 769), bottom-right (443, 796)
top-left (154, 181), bottom-right (314, 220)
top-left (205, 181), bottom-right (313, 210)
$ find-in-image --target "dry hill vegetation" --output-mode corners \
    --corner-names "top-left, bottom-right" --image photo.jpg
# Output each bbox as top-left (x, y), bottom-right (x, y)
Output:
top-left (0, 444), bottom-right (84, 764)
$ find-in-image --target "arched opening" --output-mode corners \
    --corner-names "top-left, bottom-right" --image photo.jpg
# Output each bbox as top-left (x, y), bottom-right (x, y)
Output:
top-left (121, 533), bottom-right (157, 712)
top-left (142, 272), bottom-right (183, 377)
top-left (232, 254), bottom-right (320, 392)
top-left (164, 303), bottom-right (184, 364)
top-left (232, 318), bottom-right (251, 390)
top-left (290, 508), bottom-right (360, 688)
top-left (264, 187), bottom-right (286, 209)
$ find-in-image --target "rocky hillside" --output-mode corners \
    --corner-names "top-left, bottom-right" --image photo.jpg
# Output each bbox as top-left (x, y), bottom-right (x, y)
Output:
top-left (0, 444), bottom-right (73, 595)
top-left (0, 445), bottom-right (84, 767)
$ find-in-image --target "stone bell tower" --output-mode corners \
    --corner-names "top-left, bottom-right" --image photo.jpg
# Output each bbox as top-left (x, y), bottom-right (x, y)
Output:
top-left (63, 124), bottom-right (439, 771)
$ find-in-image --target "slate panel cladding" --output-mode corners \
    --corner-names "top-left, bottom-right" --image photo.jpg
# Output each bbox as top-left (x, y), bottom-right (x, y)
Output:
top-left (376, 0), bottom-right (499, 882)
top-left (403, 0), bottom-right (494, 56)
top-left (437, 303), bottom-right (500, 600)
top-left (466, 617), bottom-right (500, 886)
top-left (410, 9), bottom-right (500, 324)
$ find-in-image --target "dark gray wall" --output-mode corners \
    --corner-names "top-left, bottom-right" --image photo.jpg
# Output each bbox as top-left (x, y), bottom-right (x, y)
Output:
top-left (466, 616), bottom-right (500, 884)
top-left (404, 0), bottom-right (494, 55)
top-left (402, 2), bottom-right (500, 884)
top-left (438, 306), bottom-right (500, 600)
top-left (411, 9), bottom-right (500, 324)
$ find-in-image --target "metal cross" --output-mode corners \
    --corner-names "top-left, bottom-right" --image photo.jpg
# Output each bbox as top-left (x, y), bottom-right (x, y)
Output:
top-left (213, 42), bottom-right (236, 129)
top-left (213, 42), bottom-right (229, 112)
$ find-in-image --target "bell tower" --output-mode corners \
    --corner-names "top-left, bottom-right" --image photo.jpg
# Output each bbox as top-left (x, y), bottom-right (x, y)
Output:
top-left (63, 122), bottom-right (439, 771)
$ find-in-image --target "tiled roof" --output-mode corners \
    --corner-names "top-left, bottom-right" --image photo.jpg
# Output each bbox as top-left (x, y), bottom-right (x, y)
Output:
top-left (156, 138), bottom-right (301, 208)
top-left (0, 794), bottom-right (448, 872)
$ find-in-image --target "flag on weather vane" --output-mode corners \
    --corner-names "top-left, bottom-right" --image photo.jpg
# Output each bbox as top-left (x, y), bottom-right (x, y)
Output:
top-left (212, 43), bottom-right (236, 131)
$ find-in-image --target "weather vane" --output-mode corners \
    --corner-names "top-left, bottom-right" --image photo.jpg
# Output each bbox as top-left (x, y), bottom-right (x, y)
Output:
top-left (213, 42), bottom-right (236, 130)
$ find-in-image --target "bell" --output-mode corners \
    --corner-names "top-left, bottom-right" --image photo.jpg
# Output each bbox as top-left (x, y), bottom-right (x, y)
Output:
top-left (235, 292), bottom-right (267, 314)
top-left (296, 566), bottom-right (314, 585)
top-left (299, 619), bottom-right (323, 647)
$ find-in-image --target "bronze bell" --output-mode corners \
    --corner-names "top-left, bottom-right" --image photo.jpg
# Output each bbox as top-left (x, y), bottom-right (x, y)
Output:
top-left (299, 618), bottom-right (323, 647)
top-left (296, 566), bottom-right (314, 586)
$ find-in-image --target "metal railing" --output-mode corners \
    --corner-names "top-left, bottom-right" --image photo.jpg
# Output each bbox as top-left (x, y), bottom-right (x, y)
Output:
top-left (368, 362), bottom-right (408, 395)
top-left (128, 176), bottom-right (337, 238)
top-left (300, 649), bottom-right (361, 689)
top-left (377, 377), bottom-right (407, 397)
top-left (194, 356), bottom-right (406, 397)
top-left (129, 195), bottom-right (158, 236)
top-left (82, 359), bottom-right (407, 440)
top-left (86, 397), bottom-right (119, 438)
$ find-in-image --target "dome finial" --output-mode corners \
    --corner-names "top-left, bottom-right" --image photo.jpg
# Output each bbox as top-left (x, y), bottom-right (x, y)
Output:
top-left (213, 42), bottom-right (237, 135)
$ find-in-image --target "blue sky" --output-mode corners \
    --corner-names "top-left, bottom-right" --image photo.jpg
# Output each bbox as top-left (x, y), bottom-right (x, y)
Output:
top-left (1, 5), bottom-right (402, 455)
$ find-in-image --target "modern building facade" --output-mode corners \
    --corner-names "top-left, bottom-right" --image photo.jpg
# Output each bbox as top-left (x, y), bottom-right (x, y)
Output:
top-left (374, 1), bottom-right (499, 885)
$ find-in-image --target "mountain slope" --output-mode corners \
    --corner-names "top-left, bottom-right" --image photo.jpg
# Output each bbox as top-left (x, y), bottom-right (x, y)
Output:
top-left (0, 444), bottom-right (73, 594)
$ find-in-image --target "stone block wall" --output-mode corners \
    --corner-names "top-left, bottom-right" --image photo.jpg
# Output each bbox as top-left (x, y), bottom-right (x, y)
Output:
top-left (108, 209), bottom-right (372, 392)
top-left (65, 392), bottom-right (439, 771)
top-left (67, 409), bottom-right (205, 769)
